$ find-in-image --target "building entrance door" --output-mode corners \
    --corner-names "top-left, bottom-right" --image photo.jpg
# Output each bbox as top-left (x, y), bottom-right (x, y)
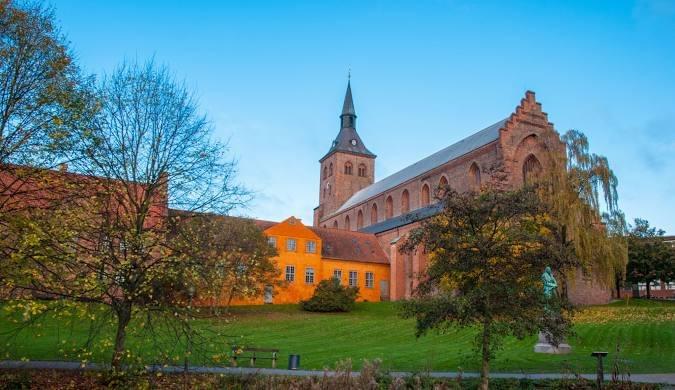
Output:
top-left (380, 280), bottom-right (389, 301)
top-left (264, 285), bottom-right (273, 304)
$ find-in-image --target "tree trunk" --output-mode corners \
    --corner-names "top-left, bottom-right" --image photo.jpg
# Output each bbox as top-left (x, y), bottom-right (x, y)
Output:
top-left (111, 303), bottom-right (132, 370)
top-left (646, 281), bottom-right (651, 299)
top-left (224, 285), bottom-right (236, 315)
top-left (615, 275), bottom-right (621, 299)
top-left (616, 283), bottom-right (621, 299)
top-left (480, 320), bottom-right (491, 390)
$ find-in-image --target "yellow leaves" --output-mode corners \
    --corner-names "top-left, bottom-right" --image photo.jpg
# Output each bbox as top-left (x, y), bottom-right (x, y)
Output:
top-left (574, 305), bottom-right (674, 324)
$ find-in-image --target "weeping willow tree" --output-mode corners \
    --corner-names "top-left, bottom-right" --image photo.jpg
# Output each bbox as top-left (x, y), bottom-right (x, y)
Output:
top-left (539, 129), bottom-right (627, 289)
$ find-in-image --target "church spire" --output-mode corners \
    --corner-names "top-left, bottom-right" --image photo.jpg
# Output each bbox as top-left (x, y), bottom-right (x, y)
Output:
top-left (340, 79), bottom-right (356, 129)
top-left (320, 78), bottom-right (375, 162)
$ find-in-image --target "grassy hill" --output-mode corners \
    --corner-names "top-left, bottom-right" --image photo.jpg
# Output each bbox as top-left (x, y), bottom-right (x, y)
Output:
top-left (0, 299), bottom-right (673, 374)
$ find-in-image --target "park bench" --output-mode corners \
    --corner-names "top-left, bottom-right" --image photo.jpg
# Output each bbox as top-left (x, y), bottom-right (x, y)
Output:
top-left (230, 346), bottom-right (279, 368)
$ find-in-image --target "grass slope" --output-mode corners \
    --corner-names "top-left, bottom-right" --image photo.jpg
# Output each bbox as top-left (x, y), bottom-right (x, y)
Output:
top-left (0, 299), bottom-right (673, 374)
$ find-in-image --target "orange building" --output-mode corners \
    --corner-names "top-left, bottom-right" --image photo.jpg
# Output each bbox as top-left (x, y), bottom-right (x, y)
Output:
top-left (229, 216), bottom-right (390, 305)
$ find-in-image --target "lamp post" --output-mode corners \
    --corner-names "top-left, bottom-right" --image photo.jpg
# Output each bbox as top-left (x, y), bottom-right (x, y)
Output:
top-left (591, 351), bottom-right (608, 389)
top-left (184, 285), bottom-right (195, 372)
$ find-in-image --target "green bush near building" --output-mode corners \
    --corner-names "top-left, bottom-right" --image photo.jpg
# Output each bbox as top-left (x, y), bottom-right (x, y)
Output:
top-left (300, 278), bottom-right (359, 312)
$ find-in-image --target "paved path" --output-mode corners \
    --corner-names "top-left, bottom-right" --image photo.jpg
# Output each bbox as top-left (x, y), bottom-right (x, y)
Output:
top-left (1, 360), bottom-right (674, 385)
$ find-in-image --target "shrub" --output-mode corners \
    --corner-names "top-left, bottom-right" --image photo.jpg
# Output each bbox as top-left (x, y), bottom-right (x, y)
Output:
top-left (300, 278), bottom-right (359, 312)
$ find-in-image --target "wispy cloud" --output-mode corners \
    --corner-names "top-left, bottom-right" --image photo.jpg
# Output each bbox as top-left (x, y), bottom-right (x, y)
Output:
top-left (633, 0), bottom-right (675, 20)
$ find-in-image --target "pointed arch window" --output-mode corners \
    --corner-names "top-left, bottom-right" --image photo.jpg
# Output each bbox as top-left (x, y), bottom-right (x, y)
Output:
top-left (421, 183), bottom-right (430, 206)
top-left (522, 154), bottom-right (542, 185)
top-left (344, 161), bottom-right (353, 175)
top-left (469, 163), bottom-right (481, 191)
top-left (371, 203), bottom-right (378, 225)
top-left (437, 176), bottom-right (449, 199)
top-left (323, 166), bottom-right (328, 179)
top-left (333, 220), bottom-right (339, 229)
top-left (385, 195), bottom-right (394, 219)
top-left (358, 164), bottom-right (367, 177)
top-left (401, 189), bottom-right (410, 213)
top-left (344, 215), bottom-right (351, 231)
top-left (329, 163), bottom-right (333, 176)
top-left (357, 210), bottom-right (364, 229)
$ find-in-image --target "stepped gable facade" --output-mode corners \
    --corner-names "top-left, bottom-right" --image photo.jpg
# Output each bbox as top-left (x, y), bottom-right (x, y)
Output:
top-left (313, 82), bottom-right (612, 304)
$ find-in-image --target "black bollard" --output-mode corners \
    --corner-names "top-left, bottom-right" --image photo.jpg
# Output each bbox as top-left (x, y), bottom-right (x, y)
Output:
top-left (591, 351), bottom-right (608, 389)
top-left (288, 354), bottom-right (300, 370)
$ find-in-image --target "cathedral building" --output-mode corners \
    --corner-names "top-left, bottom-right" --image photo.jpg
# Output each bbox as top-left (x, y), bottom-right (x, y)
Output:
top-left (313, 81), bottom-right (612, 305)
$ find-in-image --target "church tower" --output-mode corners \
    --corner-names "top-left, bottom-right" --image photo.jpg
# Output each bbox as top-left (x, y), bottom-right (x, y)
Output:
top-left (314, 80), bottom-right (376, 226)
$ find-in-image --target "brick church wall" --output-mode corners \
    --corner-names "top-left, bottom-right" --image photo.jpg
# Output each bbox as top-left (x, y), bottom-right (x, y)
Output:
top-left (566, 269), bottom-right (614, 305)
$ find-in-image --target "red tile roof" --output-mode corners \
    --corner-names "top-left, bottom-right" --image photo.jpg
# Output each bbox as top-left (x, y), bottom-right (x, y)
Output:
top-left (309, 226), bottom-right (389, 264)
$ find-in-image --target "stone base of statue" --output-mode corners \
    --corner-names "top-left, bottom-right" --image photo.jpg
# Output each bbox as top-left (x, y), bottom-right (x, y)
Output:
top-left (534, 331), bottom-right (571, 354)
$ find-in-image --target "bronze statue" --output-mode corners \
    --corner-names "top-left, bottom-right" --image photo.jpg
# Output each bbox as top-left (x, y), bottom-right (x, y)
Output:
top-left (542, 266), bottom-right (557, 299)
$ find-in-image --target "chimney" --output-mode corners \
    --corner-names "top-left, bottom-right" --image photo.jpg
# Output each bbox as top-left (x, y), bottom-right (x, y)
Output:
top-left (59, 163), bottom-right (68, 172)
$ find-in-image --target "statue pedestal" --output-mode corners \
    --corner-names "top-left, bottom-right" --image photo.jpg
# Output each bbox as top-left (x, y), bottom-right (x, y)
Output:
top-left (534, 331), bottom-right (571, 354)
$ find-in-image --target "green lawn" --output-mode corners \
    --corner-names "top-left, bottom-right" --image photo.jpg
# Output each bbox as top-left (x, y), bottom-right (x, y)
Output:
top-left (1, 299), bottom-right (673, 374)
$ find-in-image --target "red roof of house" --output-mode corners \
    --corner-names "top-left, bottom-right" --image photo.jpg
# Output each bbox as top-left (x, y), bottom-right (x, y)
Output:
top-left (309, 226), bottom-right (389, 264)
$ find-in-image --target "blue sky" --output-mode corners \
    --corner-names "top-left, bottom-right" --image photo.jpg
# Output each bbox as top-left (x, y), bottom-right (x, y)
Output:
top-left (53, 0), bottom-right (675, 233)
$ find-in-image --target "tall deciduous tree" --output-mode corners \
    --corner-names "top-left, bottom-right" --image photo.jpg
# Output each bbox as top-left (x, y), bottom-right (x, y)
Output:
top-left (400, 185), bottom-right (578, 390)
top-left (0, 0), bottom-right (94, 263)
top-left (538, 129), bottom-right (627, 289)
top-left (4, 60), bottom-right (249, 369)
top-left (626, 219), bottom-right (674, 299)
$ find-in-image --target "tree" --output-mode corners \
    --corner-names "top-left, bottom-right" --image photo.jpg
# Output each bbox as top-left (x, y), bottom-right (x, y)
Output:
top-left (536, 129), bottom-right (627, 291)
top-left (0, 0), bottom-right (93, 178)
top-left (0, 0), bottom-right (94, 272)
top-left (3, 60), bottom-right (249, 370)
top-left (170, 212), bottom-right (279, 314)
top-left (626, 219), bottom-right (675, 299)
top-left (399, 185), bottom-right (578, 390)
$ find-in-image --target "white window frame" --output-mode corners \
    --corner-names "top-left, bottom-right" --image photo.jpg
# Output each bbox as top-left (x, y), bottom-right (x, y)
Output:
top-left (349, 271), bottom-right (358, 287)
top-left (286, 238), bottom-right (296, 252)
top-left (305, 240), bottom-right (316, 254)
top-left (305, 267), bottom-right (315, 285)
top-left (268, 236), bottom-right (277, 248)
top-left (333, 269), bottom-right (342, 283)
top-left (365, 272), bottom-right (374, 288)
top-left (285, 265), bottom-right (295, 282)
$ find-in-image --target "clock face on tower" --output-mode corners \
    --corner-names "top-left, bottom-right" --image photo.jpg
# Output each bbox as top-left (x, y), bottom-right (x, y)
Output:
top-left (350, 139), bottom-right (357, 146)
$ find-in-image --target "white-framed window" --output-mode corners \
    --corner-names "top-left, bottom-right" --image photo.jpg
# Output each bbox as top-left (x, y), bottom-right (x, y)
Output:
top-left (349, 271), bottom-right (358, 287)
top-left (305, 267), bottom-right (315, 284)
top-left (305, 240), bottom-right (316, 253)
top-left (365, 272), bottom-right (374, 288)
top-left (286, 238), bottom-right (296, 252)
top-left (267, 236), bottom-right (277, 248)
top-left (333, 269), bottom-right (342, 283)
top-left (285, 265), bottom-right (295, 282)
